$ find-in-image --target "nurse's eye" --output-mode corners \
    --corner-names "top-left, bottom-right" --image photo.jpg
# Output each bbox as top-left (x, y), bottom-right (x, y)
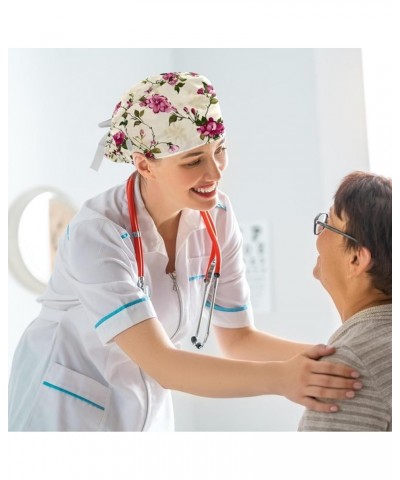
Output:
top-left (215, 146), bottom-right (227, 155)
top-left (185, 159), bottom-right (201, 167)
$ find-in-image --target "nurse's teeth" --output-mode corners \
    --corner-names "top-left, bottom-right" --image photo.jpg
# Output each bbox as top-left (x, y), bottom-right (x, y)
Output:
top-left (193, 185), bottom-right (216, 193)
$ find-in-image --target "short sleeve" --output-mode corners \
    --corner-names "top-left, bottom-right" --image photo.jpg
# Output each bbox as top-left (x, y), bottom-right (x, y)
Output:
top-left (298, 347), bottom-right (391, 431)
top-left (210, 196), bottom-right (254, 329)
top-left (64, 218), bottom-right (157, 344)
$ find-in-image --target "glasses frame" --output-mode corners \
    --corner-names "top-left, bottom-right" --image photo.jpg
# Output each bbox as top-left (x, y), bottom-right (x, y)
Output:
top-left (314, 213), bottom-right (359, 243)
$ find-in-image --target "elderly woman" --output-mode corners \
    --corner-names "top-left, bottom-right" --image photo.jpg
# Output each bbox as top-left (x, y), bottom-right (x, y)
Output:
top-left (9, 72), bottom-right (362, 431)
top-left (299, 171), bottom-right (392, 431)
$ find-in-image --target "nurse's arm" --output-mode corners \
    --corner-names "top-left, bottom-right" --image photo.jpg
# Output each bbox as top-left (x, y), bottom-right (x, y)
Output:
top-left (114, 317), bottom-right (361, 412)
top-left (213, 325), bottom-right (311, 361)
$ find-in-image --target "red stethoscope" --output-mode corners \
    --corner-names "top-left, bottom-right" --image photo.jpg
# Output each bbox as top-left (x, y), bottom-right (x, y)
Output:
top-left (126, 173), bottom-right (221, 349)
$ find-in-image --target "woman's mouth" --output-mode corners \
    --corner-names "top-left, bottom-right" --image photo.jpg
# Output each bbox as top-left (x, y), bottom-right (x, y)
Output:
top-left (313, 255), bottom-right (320, 279)
top-left (191, 184), bottom-right (217, 198)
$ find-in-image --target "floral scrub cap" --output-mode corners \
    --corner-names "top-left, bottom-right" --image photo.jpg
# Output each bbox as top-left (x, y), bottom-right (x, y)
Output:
top-left (91, 72), bottom-right (225, 170)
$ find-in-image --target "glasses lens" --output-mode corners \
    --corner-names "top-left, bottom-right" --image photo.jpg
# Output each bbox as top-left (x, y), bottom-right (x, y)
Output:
top-left (315, 213), bottom-right (327, 235)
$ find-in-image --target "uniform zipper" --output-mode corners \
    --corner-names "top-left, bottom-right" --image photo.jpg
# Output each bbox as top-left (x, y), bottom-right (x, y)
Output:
top-left (169, 271), bottom-right (183, 341)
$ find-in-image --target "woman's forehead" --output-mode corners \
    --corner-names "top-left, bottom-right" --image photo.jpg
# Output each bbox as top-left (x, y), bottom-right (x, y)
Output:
top-left (331, 204), bottom-right (348, 224)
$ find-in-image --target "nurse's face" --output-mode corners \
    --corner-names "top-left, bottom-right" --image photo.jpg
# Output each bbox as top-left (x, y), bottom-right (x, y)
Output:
top-left (151, 138), bottom-right (228, 211)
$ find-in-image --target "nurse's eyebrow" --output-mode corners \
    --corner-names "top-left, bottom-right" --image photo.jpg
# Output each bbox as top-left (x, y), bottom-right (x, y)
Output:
top-left (181, 150), bottom-right (203, 159)
top-left (180, 139), bottom-right (226, 159)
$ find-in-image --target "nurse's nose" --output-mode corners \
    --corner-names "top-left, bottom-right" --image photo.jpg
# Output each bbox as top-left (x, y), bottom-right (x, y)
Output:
top-left (205, 157), bottom-right (223, 182)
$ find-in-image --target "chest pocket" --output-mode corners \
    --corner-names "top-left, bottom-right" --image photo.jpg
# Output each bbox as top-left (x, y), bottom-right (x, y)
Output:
top-left (187, 256), bottom-right (209, 325)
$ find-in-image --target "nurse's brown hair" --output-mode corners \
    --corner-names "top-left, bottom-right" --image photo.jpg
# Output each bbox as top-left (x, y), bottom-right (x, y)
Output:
top-left (334, 171), bottom-right (392, 296)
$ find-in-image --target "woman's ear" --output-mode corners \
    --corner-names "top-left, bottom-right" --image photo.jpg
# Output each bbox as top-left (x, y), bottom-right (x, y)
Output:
top-left (132, 153), bottom-right (155, 179)
top-left (348, 246), bottom-right (372, 277)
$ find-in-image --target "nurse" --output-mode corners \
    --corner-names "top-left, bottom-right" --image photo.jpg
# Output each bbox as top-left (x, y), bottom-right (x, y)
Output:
top-left (8, 72), bottom-right (362, 431)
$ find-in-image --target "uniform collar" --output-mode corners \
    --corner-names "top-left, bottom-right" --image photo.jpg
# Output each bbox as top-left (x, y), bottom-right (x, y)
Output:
top-left (131, 174), bottom-right (205, 255)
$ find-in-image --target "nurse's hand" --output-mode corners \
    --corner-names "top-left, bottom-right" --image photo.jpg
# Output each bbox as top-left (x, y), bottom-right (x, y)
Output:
top-left (280, 344), bottom-right (362, 412)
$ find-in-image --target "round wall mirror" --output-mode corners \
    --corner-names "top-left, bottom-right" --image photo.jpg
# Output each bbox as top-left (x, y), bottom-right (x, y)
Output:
top-left (9, 188), bottom-right (77, 294)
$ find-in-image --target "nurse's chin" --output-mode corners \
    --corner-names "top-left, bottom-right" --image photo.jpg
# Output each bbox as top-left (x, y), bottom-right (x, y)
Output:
top-left (189, 193), bottom-right (218, 210)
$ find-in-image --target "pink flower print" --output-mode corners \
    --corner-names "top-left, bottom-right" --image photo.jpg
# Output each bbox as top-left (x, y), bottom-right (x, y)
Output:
top-left (140, 129), bottom-right (145, 138)
top-left (113, 131), bottom-right (126, 146)
top-left (145, 150), bottom-right (155, 159)
top-left (113, 101), bottom-right (121, 114)
top-left (162, 73), bottom-right (179, 85)
top-left (126, 100), bottom-right (133, 108)
top-left (140, 94), bottom-right (173, 114)
top-left (197, 84), bottom-right (216, 96)
top-left (205, 84), bottom-right (216, 96)
top-left (197, 118), bottom-right (225, 138)
top-left (168, 144), bottom-right (180, 153)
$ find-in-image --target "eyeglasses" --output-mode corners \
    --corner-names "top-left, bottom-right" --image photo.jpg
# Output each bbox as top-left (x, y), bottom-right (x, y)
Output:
top-left (314, 213), bottom-right (359, 243)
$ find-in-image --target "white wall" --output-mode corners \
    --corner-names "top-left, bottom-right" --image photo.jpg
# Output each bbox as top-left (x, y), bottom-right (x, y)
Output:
top-left (8, 48), bottom-right (369, 431)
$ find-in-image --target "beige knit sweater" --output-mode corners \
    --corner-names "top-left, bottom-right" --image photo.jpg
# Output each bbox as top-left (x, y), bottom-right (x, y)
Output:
top-left (298, 304), bottom-right (392, 431)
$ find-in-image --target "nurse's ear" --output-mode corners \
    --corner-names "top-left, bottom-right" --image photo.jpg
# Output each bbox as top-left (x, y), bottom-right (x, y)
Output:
top-left (132, 153), bottom-right (157, 180)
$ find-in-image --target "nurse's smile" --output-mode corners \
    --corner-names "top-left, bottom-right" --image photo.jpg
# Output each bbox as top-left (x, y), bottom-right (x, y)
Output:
top-left (191, 183), bottom-right (218, 198)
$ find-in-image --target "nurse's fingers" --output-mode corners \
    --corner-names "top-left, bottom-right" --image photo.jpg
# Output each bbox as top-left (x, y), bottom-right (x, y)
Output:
top-left (304, 345), bottom-right (360, 378)
top-left (304, 343), bottom-right (337, 360)
top-left (310, 358), bottom-right (360, 379)
top-left (305, 385), bottom-right (359, 400)
top-left (301, 397), bottom-right (340, 413)
top-left (308, 372), bottom-right (363, 391)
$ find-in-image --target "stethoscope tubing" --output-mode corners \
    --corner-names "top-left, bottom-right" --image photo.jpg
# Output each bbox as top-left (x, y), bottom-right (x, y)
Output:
top-left (127, 174), bottom-right (145, 290)
top-left (126, 172), bottom-right (221, 348)
top-left (201, 210), bottom-right (221, 275)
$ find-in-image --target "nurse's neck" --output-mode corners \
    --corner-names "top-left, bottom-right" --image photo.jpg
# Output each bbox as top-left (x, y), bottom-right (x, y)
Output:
top-left (139, 175), bottom-right (181, 242)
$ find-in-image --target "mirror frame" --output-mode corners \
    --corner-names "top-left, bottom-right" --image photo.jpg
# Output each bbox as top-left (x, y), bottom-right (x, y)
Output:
top-left (8, 187), bottom-right (76, 294)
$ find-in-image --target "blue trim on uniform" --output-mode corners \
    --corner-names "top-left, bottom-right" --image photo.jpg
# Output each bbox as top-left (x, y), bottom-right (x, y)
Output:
top-left (189, 274), bottom-right (206, 282)
top-left (205, 301), bottom-right (248, 312)
top-left (121, 231), bottom-right (141, 239)
top-left (95, 297), bottom-right (148, 329)
top-left (215, 202), bottom-right (227, 211)
top-left (42, 381), bottom-right (105, 411)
